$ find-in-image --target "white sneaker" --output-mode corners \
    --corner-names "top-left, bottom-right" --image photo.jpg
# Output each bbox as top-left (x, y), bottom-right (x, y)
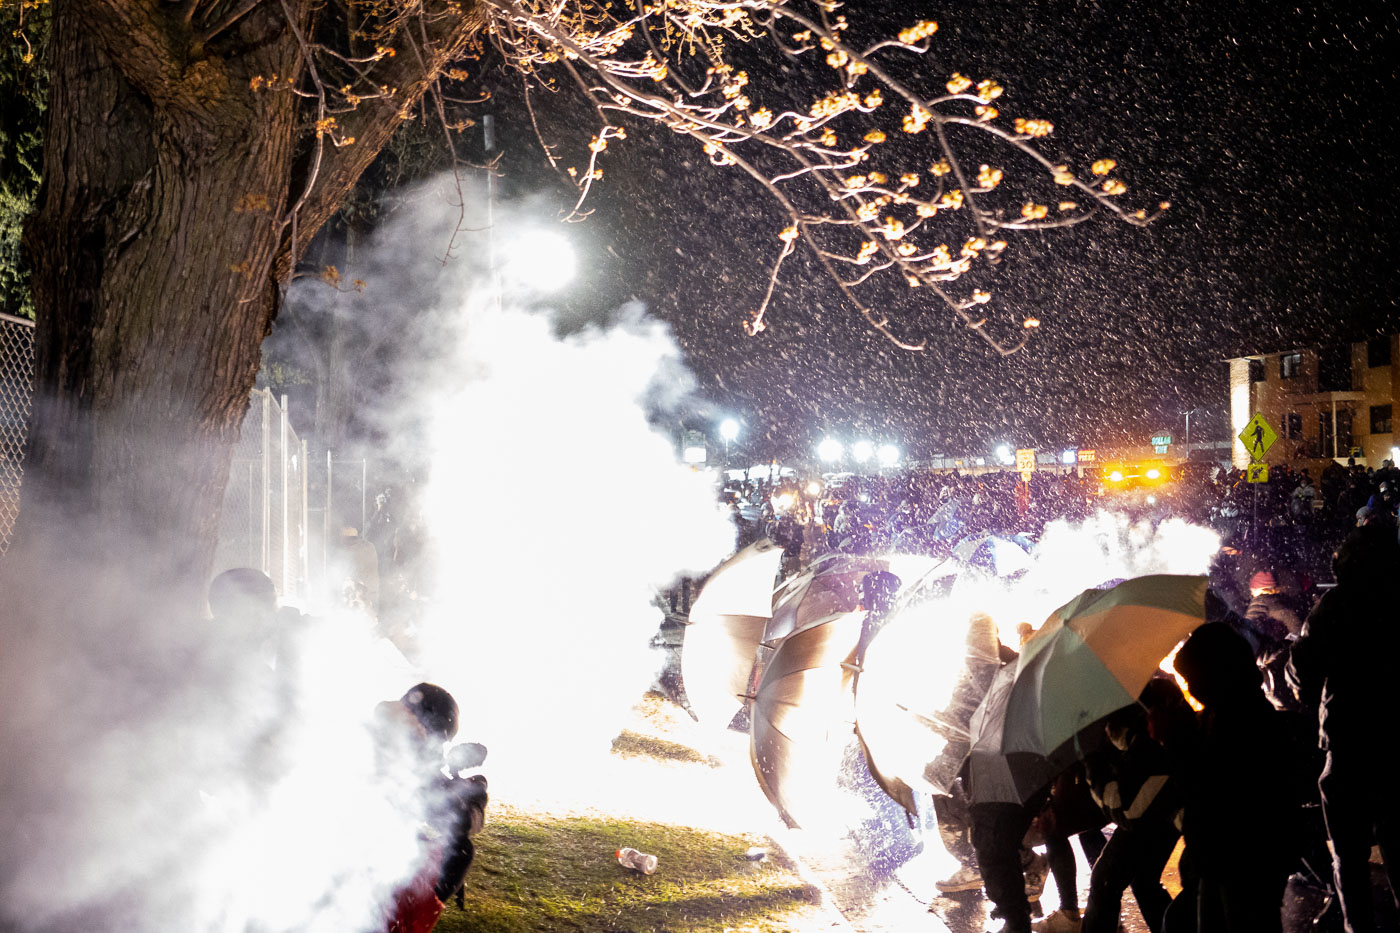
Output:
top-left (934, 864), bottom-right (984, 893)
top-left (1031, 909), bottom-right (1082, 933)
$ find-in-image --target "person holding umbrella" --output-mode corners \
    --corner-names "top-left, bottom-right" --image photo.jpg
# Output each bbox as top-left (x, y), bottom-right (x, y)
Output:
top-left (1172, 622), bottom-right (1300, 933)
top-left (963, 575), bottom-right (1212, 932)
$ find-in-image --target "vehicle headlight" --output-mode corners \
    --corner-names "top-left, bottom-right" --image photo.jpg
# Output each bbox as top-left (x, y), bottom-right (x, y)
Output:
top-left (1146, 468), bottom-right (1161, 480)
top-left (1109, 470), bottom-right (1124, 482)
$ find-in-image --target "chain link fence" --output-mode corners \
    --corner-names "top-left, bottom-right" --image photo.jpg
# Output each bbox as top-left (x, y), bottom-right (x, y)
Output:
top-left (0, 313), bottom-right (35, 554)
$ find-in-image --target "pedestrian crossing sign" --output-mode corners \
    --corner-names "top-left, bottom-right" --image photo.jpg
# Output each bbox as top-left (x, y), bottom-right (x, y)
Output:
top-left (1247, 463), bottom-right (1269, 483)
top-left (1238, 413), bottom-right (1277, 462)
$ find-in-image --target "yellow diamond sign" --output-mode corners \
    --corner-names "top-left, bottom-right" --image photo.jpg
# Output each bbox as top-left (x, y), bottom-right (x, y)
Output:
top-left (1247, 462), bottom-right (1270, 483)
top-left (1238, 413), bottom-right (1277, 462)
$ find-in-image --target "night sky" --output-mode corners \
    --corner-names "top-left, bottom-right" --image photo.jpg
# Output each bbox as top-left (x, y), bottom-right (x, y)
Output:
top-left (478, 0), bottom-right (1398, 461)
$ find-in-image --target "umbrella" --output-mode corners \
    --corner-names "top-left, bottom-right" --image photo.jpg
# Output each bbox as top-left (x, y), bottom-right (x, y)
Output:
top-left (679, 538), bottom-right (784, 727)
top-left (749, 609), bottom-right (865, 828)
top-left (951, 533), bottom-right (1034, 578)
top-left (764, 552), bottom-right (939, 647)
top-left (966, 573), bottom-right (1207, 803)
top-left (853, 595), bottom-right (1002, 816)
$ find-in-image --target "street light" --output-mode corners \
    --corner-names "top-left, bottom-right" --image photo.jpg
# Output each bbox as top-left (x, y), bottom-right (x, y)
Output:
top-left (995, 444), bottom-right (1014, 466)
top-left (1181, 407), bottom-right (1205, 453)
top-left (818, 437), bottom-right (844, 463)
top-left (877, 443), bottom-right (900, 469)
top-left (852, 439), bottom-right (874, 465)
top-left (719, 418), bottom-right (739, 468)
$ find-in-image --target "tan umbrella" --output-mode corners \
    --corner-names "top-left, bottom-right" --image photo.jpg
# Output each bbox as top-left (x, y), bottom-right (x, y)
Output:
top-left (679, 538), bottom-right (785, 727)
top-left (853, 590), bottom-right (1002, 816)
top-left (749, 609), bottom-right (865, 828)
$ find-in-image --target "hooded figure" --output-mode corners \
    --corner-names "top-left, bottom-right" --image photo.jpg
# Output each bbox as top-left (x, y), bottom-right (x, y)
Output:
top-left (1173, 623), bottom-right (1301, 933)
top-left (1287, 524), bottom-right (1400, 933)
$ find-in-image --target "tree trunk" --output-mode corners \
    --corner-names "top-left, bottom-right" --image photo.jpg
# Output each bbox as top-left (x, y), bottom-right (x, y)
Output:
top-left (7, 7), bottom-right (301, 620)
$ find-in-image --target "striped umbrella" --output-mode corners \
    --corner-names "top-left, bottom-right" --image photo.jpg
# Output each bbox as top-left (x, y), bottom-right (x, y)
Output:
top-left (967, 574), bottom-right (1207, 803)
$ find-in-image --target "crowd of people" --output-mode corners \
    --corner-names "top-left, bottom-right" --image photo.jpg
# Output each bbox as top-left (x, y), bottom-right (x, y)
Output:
top-left (727, 457), bottom-right (1400, 602)
top-left (721, 457), bottom-right (1400, 933)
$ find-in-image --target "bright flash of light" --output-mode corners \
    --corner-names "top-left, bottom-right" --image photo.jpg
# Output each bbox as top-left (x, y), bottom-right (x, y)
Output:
top-left (1146, 468), bottom-right (1162, 479)
top-left (807, 481), bottom-right (823, 496)
top-left (720, 418), bottom-right (739, 442)
top-left (416, 303), bottom-right (735, 791)
top-left (818, 437), bottom-right (844, 462)
top-left (773, 492), bottom-right (797, 512)
top-left (1061, 449), bottom-right (1076, 465)
top-left (877, 443), bottom-right (900, 468)
top-left (852, 440), bottom-right (874, 463)
top-left (1110, 470), bottom-right (1124, 482)
top-left (500, 227), bottom-right (575, 292)
top-left (996, 444), bottom-right (1013, 465)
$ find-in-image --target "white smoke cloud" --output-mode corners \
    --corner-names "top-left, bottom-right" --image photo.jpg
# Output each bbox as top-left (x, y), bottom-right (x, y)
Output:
top-left (0, 176), bottom-right (736, 931)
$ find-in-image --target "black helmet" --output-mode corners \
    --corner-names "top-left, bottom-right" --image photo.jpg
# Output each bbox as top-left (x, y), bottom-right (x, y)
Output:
top-left (401, 683), bottom-right (460, 741)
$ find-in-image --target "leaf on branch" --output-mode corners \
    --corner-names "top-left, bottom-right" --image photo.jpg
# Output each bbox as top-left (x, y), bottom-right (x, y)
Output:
top-left (898, 21), bottom-right (939, 43)
top-left (1092, 158), bottom-right (1117, 175)
top-left (947, 73), bottom-right (972, 94)
top-left (321, 264), bottom-right (341, 287)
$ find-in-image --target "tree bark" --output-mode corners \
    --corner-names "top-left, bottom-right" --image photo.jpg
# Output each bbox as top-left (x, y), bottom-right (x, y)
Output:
top-left (9, 4), bottom-right (302, 620)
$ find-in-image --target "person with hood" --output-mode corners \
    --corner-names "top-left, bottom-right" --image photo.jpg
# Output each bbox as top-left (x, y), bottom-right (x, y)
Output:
top-left (1287, 523), bottom-right (1400, 933)
top-left (1172, 623), bottom-right (1301, 932)
top-left (379, 683), bottom-right (489, 933)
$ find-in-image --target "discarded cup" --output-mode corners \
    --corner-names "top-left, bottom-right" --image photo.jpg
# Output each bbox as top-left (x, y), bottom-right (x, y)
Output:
top-left (743, 846), bottom-right (767, 861)
top-left (615, 847), bottom-right (658, 875)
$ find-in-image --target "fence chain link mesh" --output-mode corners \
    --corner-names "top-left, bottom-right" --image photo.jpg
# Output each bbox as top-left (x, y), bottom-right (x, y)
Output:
top-left (0, 313), bottom-right (35, 554)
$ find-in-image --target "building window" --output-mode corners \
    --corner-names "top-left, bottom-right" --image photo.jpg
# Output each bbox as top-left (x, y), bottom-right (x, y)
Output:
top-left (1319, 411), bottom-right (1335, 456)
top-left (1337, 407), bottom-right (1354, 452)
top-left (1248, 359), bottom-right (1265, 383)
top-left (1373, 404), bottom-right (1394, 435)
top-left (1369, 337), bottom-right (1392, 369)
top-left (1285, 413), bottom-right (1303, 439)
top-left (1280, 352), bottom-right (1302, 379)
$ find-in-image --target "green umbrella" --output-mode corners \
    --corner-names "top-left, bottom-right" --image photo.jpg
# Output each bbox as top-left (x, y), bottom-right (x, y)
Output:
top-left (967, 574), bottom-right (1207, 803)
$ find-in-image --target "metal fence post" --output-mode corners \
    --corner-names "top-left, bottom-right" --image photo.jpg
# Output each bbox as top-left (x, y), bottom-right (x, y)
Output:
top-left (301, 438), bottom-right (310, 595)
top-left (280, 394), bottom-right (291, 599)
top-left (325, 448), bottom-right (333, 584)
top-left (260, 391), bottom-right (272, 576)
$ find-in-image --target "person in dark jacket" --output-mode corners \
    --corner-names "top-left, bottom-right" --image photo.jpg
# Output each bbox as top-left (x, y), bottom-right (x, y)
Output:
top-left (1287, 523), bottom-right (1400, 933)
top-left (379, 684), bottom-right (489, 933)
top-left (1079, 693), bottom-right (1183, 933)
top-left (1173, 623), bottom-right (1300, 933)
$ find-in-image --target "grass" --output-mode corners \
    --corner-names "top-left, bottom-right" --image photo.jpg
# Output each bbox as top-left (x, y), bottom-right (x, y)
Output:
top-left (433, 693), bottom-right (833, 933)
top-left (436, 806), bottom-right (823, 933)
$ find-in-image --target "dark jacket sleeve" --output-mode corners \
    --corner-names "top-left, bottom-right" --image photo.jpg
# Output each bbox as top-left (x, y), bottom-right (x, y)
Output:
top-left (1286, 589), bottom-right (1341, 711)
